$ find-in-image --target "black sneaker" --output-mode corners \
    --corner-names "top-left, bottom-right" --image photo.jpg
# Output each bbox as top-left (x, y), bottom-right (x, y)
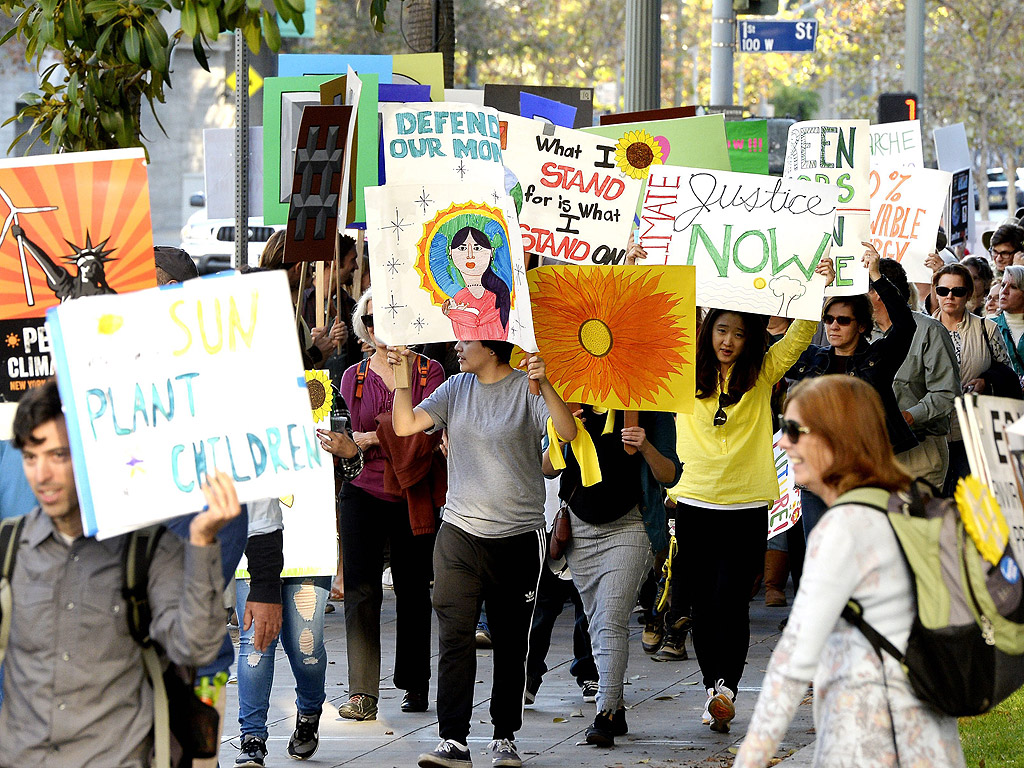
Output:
top-left (287, 712), bottom-right (319, 760)
top-left (488, 738), bottom-right (522, 767)
top-left (580, 679), bottom-right (599, 703)
top-left (585, 711), bottom-right (616, 747)
top-left (524, 675), bottom-right (541, 705)
top-left (235, 734), bottom-right (267, 767)
top-left (610, 706), bottom-right (628, 736)
top-left (418, 739), bottom-right (473, 768)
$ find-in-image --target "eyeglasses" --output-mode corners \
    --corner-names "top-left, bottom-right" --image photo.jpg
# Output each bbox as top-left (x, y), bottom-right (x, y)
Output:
top-left (822, 313), bottom-right (855, 327)
top-left (361, 314), bottom-right (374, 328)
top-left (991, 248), bottom-right (1017, 259)
top-left (713, 392), bottom-right (739, 427)
top-left (780, 418), bottom-right (811, 443)
top-left (934, 285), bottom-right (970, 298)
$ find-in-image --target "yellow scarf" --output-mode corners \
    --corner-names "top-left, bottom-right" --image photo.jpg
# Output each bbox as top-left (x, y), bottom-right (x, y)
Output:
top-left (545, 412), bottom-right (610, 487)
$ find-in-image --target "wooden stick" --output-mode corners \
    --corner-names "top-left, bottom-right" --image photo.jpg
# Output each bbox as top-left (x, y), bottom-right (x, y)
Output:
top-left (333, 253), bottom-right (342, 354)
top-left (294, 263), bottom-right (308, 326)
top-left (623, 411), bottom-right (639, 455)
top-left (394, 345), bottom-right (412, 388)
top-left (315, 261), bottom-right (326, 330)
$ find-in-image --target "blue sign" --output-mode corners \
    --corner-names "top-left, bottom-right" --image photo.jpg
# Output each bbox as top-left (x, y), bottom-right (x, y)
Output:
top-left (738, 20), bottom-right (818, 53)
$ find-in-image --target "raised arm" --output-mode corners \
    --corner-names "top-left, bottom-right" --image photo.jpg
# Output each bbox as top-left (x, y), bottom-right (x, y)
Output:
top-left (387, 347), bottom-right (438, 435)
top-left (529, 354), bottom-right (577, 442)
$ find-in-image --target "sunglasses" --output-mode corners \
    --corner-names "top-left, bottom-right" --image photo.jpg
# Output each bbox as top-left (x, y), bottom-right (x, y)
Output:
top-left (934, 285), bottom-right (969, 298)
top-left (713, 392), bottom-right (739, 427)
top-left (361, 314), bottom-right (374, 328)
top-left (780, 418), bottom-right (811, 443)
top-left (822, 313), bottom-right (855, 327)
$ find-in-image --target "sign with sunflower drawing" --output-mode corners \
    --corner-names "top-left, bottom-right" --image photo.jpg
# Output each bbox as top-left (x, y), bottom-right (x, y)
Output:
top-left (45, 270), bottom-right (320, 539)
top-left (499, 113), bottom-right (644, 266)
top-left (528, 265), bottom-right (696, 413)
top-left (364, 182), bottom-right (537, 349)
top-left (236, 368), bottom-right (340, 580)
top-left (640, 165), bottom-right (839, 321)
top-left (0, 148), bottom-right (157, 402)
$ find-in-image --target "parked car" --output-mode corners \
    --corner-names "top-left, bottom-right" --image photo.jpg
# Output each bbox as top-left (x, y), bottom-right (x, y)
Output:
top-left (981, 167), bottom-right (1024, 210)
top-left (179, 194), bottom-right (284, 274)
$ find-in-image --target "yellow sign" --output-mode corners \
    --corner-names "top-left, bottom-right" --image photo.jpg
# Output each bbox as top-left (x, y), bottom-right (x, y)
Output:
top-left (227, 66), bottom-right (264, 98)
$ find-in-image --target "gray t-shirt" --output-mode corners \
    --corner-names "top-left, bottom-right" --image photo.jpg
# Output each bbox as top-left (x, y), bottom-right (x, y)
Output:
top-left (417, 369), bottom-right (550, 538)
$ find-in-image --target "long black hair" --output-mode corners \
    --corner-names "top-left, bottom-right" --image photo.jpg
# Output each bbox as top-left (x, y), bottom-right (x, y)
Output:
top-left (694, 309), bottom-right (770, 399)
top-left (452, 226), bottom-right (510, 329)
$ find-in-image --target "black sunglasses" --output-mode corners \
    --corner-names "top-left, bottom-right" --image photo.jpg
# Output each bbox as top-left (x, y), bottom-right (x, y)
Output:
top-left (935, 285), bottom-right (969, 298)
top-left (361, 313), bottom-right (374, 328)
top-left (780, 418), bottom-right (811, 443)
top-left (822, 313), bottom-right (855, 326)
top-left (713, 392), bottom-right (739, 427)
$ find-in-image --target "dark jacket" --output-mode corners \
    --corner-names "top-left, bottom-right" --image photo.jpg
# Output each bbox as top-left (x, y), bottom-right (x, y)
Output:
top-left (786, 275), bottom-right (919, 454)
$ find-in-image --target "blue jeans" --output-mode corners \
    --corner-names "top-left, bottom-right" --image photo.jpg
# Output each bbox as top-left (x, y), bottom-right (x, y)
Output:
top-left (235, 575), bottom-right (331, 739)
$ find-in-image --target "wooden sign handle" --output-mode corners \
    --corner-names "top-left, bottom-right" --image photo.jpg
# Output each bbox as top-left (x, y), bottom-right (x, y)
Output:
top-left (394, 345), bottom-right (412, 389)
top-left (623, 410), bottom-right (639, 455)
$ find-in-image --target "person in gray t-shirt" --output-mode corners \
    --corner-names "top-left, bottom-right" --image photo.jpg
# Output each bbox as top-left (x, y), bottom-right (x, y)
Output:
top-left (390, 339), bottom-right (576, 768)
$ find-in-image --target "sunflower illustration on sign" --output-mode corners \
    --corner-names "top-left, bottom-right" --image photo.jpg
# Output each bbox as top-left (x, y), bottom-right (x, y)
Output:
top-left (529, 265), bottom-right (696, 412)
top-left (414, 201), bottom-right (516, 341)
top-left (614, 129), bottom-right (665, 180)
top-left (305, 369), bottom-right (333, 423)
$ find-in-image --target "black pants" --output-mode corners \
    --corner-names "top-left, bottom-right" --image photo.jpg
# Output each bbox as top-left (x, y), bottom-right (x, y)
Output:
top-left (433, 523), bottom-right (544, 743)
top-left (526, 565), bottom-right (597, 686)
top-left (339, 484), bottom-right (435, 698)
top-left (680, 503), bottom-right (767, 692)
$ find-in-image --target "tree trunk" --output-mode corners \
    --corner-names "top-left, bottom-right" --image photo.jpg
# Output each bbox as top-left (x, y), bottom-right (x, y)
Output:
top-left (402, 0), bottom-right (455, 88)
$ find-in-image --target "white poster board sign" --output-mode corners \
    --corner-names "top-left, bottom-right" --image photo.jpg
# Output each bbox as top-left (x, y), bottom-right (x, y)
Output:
top-left (203, 127), bottom-right (264, 219)
top-left (639, 166), bottom-right (838, 320)
top-left (784, 119), bottom-right (871, 294)
top-left (47, 271), bottom-right (318, 539)
top-left (869, 120), bottom-right (923, 168)
top-left (768, 430), bottom-right (802, 540)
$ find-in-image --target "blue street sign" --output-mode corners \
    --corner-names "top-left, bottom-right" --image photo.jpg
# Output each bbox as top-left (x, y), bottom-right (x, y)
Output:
top-left (738, 20), bottom-right (818, 53)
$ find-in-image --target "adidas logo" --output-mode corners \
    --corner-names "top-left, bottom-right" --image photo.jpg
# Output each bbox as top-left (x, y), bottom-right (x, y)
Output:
top-left (524, 590), bottom-right (536, 603)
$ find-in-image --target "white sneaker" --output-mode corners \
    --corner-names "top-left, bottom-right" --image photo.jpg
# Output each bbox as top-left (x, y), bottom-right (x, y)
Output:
top-left (701, 687), bottom-right (714, 725)
top-left (707, 679), bottom-right (736, 733)
top-left (382, 566), bottom-right (394, 589)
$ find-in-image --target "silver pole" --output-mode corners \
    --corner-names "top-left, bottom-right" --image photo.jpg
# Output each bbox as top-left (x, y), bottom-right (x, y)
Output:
top-left (904, 0), bottom-right (924, 100)
top-left (234, 32), bottom-right (250, 271)
top-left (624, 0), bottom-right (662, 112)
top-left (710, 0), bottom-right (735, 106)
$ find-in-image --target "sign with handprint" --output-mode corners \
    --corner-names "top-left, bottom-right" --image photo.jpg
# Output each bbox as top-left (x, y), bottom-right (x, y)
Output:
top-left (639, 165), bottom-right (839, 321)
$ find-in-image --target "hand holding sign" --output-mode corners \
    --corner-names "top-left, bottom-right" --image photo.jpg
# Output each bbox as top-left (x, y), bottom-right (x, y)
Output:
top-left (190, 471), bottom-right (243, 546)
top-left (862, 240), bottom-right (882, 281)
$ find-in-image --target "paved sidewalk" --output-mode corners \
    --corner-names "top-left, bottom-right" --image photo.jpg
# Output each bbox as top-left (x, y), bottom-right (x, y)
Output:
top-left (218, 588), bottom-right (815, 767)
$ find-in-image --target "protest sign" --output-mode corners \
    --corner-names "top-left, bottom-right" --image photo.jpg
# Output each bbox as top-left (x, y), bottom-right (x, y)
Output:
top-left (284, 105), bottom-right (352, 263)
top-left (380, 102), bottom-right (506, 189)
top-left (204, 127), bottom-right (264, 219)
top-left (46, 270), bottom-right (318, 539)
top-left (599, 107), bottom-right (698, 125)
top-left (869, 120), bottom-right (923, 168)
top-left (0, 149), bottom-right (157, 401)
top-left (784, 119), bottom-right (870, 293)
top-left (768, 431), bottom-right (802, 540)
top-left (963, 394), bottom-right (1024, 565)
top-left (484, 84), bottom-right (594, 128)
top-left (279, 53), bottom-right (393, 80)
top-left (501, 113), bottom-right (643, 265)
top-left (377, 85), bottom-right (433, 186)
top-left (933, 123), bottom-right (973, 248)
top-left (445, 88), bottom-right (485, 106)
top-left (869, 166), bottom-right (952, 283)
top-left (519, 91), bottom-right (577, 128)
top-left (392, 52), bottom-right (446, 101)
top-left (320, 69), bottom-right (379, 228)
top-left (639, 166), bottom-right (838, 320)
top-left (236, 369), bottom-right (339, 579)
top-left (364, 183), bottom-right (536, 349)
top-left (528, 265), bottom-right (695, 412)
top-left (726, 120), bottom-right (769, 175)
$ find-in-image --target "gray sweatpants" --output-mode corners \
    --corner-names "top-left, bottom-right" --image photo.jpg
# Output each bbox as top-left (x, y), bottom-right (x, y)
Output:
top-left (565, 506), bottom-right (652, 714)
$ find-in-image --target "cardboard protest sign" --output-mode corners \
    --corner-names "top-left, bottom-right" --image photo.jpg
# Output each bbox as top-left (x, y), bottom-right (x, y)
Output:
top-left (520, 92), bottom-right (577, 128)
top-left (869, 120), bottom-right (923, 168)
top-left (203, 127), bottom-right (264, 219)
top-left (392, 52), bottom-right (446, 102)
top-left (500, 113), bottom-right (643, 265)
top-left (236, 369), bottom-right (340, 579)
top-left (962, 394), bottom-right (1024, 566)
top-left (784, 119), bottom-right (870, 294)
top-left (869, 166), bottom-right (951, 283)
top-left (377, 85), bottom-right (434, 186)
top-left (768, 430), bottom-right (802, 540)
top-left (933, 123), bottom-right (974, 248)
top-left (278, 53), bottom-right (393, 80)
top-left (284, 105), bottom-right (352, 263)
top-left (528, 265), bottom-right (696, 412)
top-left (484, 84), bottom-right (594, 129)
top-left (0, 149), bottom-right (157, 402)
top-left (364, 183), bottom-right (536, 349)
top-left (726, 120), bottom-right (769, 175)
top-left (46, 271), bottom-right (318, 539)
top-left (599, 106), bottom-right (698, 125)
top-left (380, 102), bottom-right (506, 189)
top-left (320, 69), bottom-right (379, 228)
top-left (640, 166), bottom-right (839, 321)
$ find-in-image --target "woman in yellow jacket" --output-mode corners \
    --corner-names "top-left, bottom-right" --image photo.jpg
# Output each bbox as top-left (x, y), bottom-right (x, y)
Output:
top-left (670, 268), bottom-right (828, 735)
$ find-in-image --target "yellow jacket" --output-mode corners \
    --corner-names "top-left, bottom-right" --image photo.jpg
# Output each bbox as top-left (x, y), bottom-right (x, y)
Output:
top-left (668, 319), bottom-right (817, 506)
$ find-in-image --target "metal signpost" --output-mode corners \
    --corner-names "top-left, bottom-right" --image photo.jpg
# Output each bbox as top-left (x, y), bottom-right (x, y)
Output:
top-left (737, 19), bottom-right (817, 53)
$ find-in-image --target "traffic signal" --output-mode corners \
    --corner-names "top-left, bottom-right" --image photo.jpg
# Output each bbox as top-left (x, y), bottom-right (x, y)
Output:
top-left (733, 0), bottom-right (780, 13)
top-left (878, 92), bottom-right (919, 123)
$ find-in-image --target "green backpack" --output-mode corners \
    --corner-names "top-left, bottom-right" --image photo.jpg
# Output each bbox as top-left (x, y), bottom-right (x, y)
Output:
top-left (836, 485), bottom-right (1024, 717)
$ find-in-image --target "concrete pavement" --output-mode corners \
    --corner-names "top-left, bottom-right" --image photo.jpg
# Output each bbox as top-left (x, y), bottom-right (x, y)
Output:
top-left (217, 586), bottom-right (816, 768)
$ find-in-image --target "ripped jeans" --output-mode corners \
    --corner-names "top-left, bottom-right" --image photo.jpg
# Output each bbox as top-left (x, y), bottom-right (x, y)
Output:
top-left (235, 576), bottom-right (331, 739)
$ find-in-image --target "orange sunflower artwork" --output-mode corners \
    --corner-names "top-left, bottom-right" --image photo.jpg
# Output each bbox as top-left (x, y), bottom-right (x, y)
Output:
top-left (529, 265), bottom-right (696, 412)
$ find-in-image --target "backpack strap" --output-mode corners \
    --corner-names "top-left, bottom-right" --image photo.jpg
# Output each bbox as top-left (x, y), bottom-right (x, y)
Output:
top-left (122, 525), bottom-right (171, 768)
top-left (841, 598), bottom-right (905, 663)
top-left (0, 516), bottom-right (27, 669)
top-left (354, 357), bottom-right (371, 400)
top-left (418, 354), bottom-right (430, 388)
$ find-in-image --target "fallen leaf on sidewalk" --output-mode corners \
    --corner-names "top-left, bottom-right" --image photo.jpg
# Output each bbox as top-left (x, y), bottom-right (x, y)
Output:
top-left (570, 710), bottom-right (584, 718)
top-left (384, 730), bottom-right (394, 735)
top-left (727, 747), bottom-right (739, 754)
top-left (655, 695), bottom-right (677, 701)
top-left (553, 717), bottom-right (568, 723)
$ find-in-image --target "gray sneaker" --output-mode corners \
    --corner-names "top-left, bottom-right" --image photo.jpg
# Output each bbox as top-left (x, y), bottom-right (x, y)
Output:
top-left (235, 734), bottom-right (267, 767)
top-left (287, 712), bottom-right (319, 759)
top-left (418, 739), bottom-right (473, 768)
top-left (488, 738), bottom-right (522, 768)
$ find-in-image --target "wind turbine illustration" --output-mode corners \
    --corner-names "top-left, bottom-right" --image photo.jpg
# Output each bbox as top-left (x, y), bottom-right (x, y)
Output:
top-left (0, 184), bottom-right (58, 306)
